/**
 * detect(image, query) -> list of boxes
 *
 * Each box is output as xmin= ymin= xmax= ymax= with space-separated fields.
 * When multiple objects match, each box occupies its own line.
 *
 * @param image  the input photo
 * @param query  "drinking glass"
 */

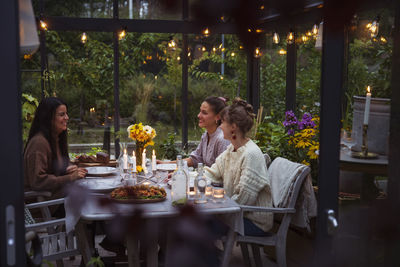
xmin=341 ymin=129 xmax=356 ymax=153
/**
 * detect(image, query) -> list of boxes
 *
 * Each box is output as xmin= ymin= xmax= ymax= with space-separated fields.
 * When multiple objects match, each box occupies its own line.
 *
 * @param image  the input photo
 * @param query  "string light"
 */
xmin=168 ymin=39 xmax=176 ymax=50
xmin=254 ymin=47 xmax=262 ymax=58
xmin=369 ymin=18 xmax=379 ymax=38
xmin=312 ymin=24 xmax=319 ymax=35
xmin=366 ymin=22 xmax=372 ymax=29
xmin=177 ymin=56 xmax=181 ymax=61
xmin=278 ymin=48 xmax=287 ymax=55
xmin=220 ymin=75 xmax=224 ymax=80
xmin=247 ymin=28 xmax=252 ymax=33
xmin=81 ymin=32 xmax=87 ymax=44
xmin=118 ymin=29 xmax=126 ymax=40
xmin=287 ymin=30 xmax=295 ymax=45
xmin=256 ymin=29 xmax=263 ymax=33
xmin=40 ymin=20 xmax=48 ymax=31
xmin=301 ymin=35 xmax=309 ymax=42
xmin=260 ymin=5 xmax=265 ymax=10
xmin=306 ymin=30 xmax=313 ymax=37
xmin=188 ymin=52 xmax=191 ymax=57
xmin=202 ymin=46 xmax=206 ymax=52
xmin=212 ymin=47 xmax=217 ymax=52
xmin=24 ymin=54 xmax=32 ymax=60
xmin=273 ymin=32 xmax=280 ymax=44
xmin=239 ymin=45 xmax=244 ymax=50
xmin=202 ymin=27 xmax=210 ymax=37
xmin=231 ymin=52 xmax=235 ymax=57
xmin=380 ymin=36 xmax=387 ymax=44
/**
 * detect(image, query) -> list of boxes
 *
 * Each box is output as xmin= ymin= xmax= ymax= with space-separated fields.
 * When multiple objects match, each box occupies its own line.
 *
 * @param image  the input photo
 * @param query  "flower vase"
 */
xmin=135 ymin=144 xmax=144 ymax=170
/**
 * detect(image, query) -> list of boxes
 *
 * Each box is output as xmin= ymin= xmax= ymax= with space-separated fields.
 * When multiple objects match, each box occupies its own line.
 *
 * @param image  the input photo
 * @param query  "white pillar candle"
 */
xmin=142 ymin=149 xmax=146 ymax=173
xmin=123 ymin=148 xmax=128 ymax=170
xmin=363 ymin=86 xmax=372 ymax=125
xmin=132 ymin=151 xmax=136 ymax=173
xmin=152 ymin=149 xmax=157 ymax=171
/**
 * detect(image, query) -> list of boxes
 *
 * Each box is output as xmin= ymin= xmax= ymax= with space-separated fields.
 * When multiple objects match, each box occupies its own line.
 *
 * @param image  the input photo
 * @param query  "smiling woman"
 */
xmin=24 ymin=97 xmax=87 ymax=200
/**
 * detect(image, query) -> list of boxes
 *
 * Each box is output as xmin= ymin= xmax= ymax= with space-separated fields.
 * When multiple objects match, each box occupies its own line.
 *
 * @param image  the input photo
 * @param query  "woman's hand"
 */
xmin=71 ymin=168 xmax=87 ymax=179
xmin=66 ymin=165 xmax=78 ymax=173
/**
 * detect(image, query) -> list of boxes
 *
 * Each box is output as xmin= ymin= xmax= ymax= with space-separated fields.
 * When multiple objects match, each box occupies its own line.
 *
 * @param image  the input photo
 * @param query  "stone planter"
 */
xmin=352 ymin=96 xmax=390 ymax=155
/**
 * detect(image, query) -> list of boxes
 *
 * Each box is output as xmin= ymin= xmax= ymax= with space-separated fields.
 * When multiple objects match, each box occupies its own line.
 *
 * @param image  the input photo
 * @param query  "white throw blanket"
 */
xmin=268 ymin=157 xmax=317 ymax=231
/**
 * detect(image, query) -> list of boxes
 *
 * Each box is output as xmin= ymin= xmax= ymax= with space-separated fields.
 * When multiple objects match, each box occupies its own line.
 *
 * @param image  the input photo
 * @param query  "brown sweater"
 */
xmin=24 ymin=133 xmax=75 ymax=198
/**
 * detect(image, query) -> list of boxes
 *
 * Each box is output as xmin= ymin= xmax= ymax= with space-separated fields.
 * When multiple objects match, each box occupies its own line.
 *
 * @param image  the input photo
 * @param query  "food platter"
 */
xmin=85 ymin=166 xmax=117 ymax=177
xmin=156 ymin=163 xmax=177 ymax=171
xmin=111 ymin=196 xmax=166 ymax=204
xmin=110 ymin=185 xmax=167 ymax=204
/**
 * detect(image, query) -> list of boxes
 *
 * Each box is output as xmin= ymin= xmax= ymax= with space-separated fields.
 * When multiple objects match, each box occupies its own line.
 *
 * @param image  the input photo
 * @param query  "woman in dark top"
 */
xmin=24 ymin=97 xmax=87 ymax=198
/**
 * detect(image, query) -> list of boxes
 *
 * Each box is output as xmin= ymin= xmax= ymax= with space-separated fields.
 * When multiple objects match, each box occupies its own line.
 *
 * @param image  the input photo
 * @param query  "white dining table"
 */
xmin=66 ymin=177 xmax=243 ymax=267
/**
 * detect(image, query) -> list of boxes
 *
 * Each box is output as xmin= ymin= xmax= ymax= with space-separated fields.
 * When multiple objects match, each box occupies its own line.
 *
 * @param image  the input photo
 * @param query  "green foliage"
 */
xmin=22 ymin=93 xmax=39 ymax=143
xmin=87 ymin=256 xmax=105 ymax=267
xmin=159 ymin=133 xmax=188 ymax=160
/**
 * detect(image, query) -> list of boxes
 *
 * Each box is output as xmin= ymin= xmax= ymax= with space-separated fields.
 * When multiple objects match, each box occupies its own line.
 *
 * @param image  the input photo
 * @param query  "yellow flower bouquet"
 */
xmin=127 ymin=123 xmax=156 ymax=169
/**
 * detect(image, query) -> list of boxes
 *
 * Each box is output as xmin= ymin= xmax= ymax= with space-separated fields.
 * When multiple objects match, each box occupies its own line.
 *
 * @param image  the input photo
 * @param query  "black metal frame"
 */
xmin=0 ymin=0 xmax=25 ymax=266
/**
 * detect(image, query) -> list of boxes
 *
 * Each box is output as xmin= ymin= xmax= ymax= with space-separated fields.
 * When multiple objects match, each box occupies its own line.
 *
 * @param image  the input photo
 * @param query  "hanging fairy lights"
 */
xmin=278 ymin=48 xmax=287 ymax=55
xmin=168 ymin=38 xmax=176 ymax=50
xmin=118 ymin=28 xmax=126 ymax=40
xmin=81 ymin=32 xmax=87 ymax=44
xmin=40 ymin=20 xmax=48 ymax=31
xmin=369 ymin=17 xmax=379 ymax=38
xmin=202 ymin=27 xmax=210 ymax=37
xmin=273 ymin=32 xmax=280 ymax=44
xmin=312 ymin=24 xmax=319 ymax=36
xmin=287 ymin=30 xmax=295 ymax=45
xmin=254 ymin=47 xmax=262 ymax=58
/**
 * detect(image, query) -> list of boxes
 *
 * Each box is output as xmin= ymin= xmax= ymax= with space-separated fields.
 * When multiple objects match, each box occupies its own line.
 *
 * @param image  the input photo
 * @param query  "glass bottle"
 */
xmin=194 ymin=163 xmax=207 ymax=204
xmin=171 ymin=155 xmax=188 ymax=204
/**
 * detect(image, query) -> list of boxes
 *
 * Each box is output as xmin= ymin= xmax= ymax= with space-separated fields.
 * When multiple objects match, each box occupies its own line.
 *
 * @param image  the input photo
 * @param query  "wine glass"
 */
xmin=341 ymin=129 xmax=356 ymax=153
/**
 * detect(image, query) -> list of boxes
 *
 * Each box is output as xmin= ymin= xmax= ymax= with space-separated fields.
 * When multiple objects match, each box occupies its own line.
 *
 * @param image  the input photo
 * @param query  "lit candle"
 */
xmin=142 ymin=149 xmax=146 ymax=173
xmin=363 ymin=86 xmax=372 ymax=125
xmin=212 ymin=188 xmax=225 ymax=202
xmin=142 ymin=181 xmax=150 ymax=186
xmin=152 ymin=150 xmax=157 ymax=171
xmin=123 ymin=148 xmax=128 ymax=170
xmin=132 ymin=151 xmax=136 ymax=173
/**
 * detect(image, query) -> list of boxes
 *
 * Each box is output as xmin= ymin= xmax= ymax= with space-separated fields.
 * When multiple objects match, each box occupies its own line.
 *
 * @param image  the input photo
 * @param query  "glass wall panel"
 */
xmin=33 ymin=0 xmax=114 ymax=18
xmin=119 ymin=0 xmax=182 ymax=20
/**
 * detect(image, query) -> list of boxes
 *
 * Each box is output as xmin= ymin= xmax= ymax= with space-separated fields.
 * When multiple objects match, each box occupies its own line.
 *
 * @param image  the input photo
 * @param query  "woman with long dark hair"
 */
xmin=24 ymin=97 xmax=87 ymax=198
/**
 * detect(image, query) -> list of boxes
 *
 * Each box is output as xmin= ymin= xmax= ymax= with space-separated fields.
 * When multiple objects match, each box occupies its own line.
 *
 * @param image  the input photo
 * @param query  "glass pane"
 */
xmin=119 ymin=0 xmax=182 ymax=20
xmin=33 ymin=0 xmax=114 ymax=18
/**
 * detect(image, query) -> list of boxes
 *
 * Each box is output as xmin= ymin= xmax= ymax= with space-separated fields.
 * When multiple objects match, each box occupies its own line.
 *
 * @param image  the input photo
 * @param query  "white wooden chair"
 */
xmin=236 ymin=159 xmax=311 ymax=267
xmin=25 ymin=195 xmax=81 ymax=267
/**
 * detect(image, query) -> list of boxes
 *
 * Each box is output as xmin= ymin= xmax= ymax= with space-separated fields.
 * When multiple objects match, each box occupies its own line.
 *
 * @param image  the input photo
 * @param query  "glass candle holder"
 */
xmin=205 ymin=186 xmax=213 ymax=199
xmin=187 ymin=188 xmax=196 ymax=200
xmin=212 ymin=188 xmax=225 ymax=203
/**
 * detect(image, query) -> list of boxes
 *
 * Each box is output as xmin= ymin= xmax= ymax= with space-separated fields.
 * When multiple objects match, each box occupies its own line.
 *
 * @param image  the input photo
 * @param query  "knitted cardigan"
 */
xmin=204 ymin=140 xmax=273 ymax=232
xmin=24 ymin=133 xmax=75 ymax=198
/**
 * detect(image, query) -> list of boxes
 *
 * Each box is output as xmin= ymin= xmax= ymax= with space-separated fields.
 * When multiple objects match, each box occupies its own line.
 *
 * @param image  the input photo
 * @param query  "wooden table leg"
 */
xmin=221 ymin=229 xmax=236 ymax=267
xmin=127 ymin=232 xmax=140 ymax=267
xmin=75 ymin=220 xmax=93 ymax=267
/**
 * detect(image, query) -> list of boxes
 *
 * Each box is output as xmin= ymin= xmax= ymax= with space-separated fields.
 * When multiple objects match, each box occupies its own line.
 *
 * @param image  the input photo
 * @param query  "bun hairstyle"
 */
xmin=204 ymin=96 xmax=229 ymax=125
xmin=221 ymin=97 xmax=255 ymax=135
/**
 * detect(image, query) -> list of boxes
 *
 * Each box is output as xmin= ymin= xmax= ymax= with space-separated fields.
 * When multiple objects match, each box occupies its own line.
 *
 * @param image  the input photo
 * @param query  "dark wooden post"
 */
xmin=181 ymin=0 xmax=189 ymax=150
xmin=113 ymin=0 xmax=121 ymax=158
xmin=246 ymin=48 xmax=260 ymax=112
xmin=286 ymin=30 xmax=296 ymax=112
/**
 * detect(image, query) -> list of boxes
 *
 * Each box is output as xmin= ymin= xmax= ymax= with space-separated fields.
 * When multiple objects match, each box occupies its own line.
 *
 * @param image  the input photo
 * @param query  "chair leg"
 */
xmin=276 ymin=241 xmax=287 ymax=267
xmin=240 ymin=243 xmax=251 ymax=267
xmin=251 ymin=244 xmax=262 ymax=267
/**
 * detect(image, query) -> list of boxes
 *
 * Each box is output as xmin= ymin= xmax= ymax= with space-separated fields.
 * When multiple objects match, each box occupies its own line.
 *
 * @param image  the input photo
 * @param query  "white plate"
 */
xmin=156 ymin=163 xmax=177 ymax=171
xmin=77 ymin=179 xmax=121 ymax=193
xmin=85 ymin=166 xmax=117 ymax=177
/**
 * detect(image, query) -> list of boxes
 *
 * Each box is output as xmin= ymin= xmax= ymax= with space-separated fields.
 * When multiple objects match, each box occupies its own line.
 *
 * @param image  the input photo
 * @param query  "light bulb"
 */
xmin=273 ymin=32 xmax=280 ymax=44
xmin=168 ymin=39 xmax=176 ymax=50
xmin=369 ymin=20 xmax=379 ymax=38
xmin=202 ymin=27 xmax=210 ymax=37
xmin=287 ymin=31 xmax=295 ymax=45
xmin=278 ymin=48 xmax=287 ymax=55
xmin=81 ymin=32 xmax=87 ymax=44
xmin=202 ymin=46 xmax=206 ymax=52
xmin=254 ymin=47 xmax=262 ymax=58
xmin=380 ymin=36 xmax=387 ymax=43
xmin=118 ymin=29 xmax=126 ymax=40
xmin=40 ymin=20 xmax=48 ymax=31
xmin=231 ymin=52 xmax=235 ymax=57
xmin=301 ymin=35 xmax=308 ymax=42
xmin=312 ymin=24 xmax=319 ymax=35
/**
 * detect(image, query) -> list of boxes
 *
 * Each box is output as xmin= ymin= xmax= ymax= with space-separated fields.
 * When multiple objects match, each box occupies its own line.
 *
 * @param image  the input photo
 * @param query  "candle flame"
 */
xmin=124 ymin=148 xmax=127 ymax=154
xmin=153 ymin=149 xmax=155 ymax=155
xmin=143 ymin=149 xmax=146 ymax=153
xmin=367 ymin=86 xmax=371 ymax=94
xmin=132 ymin=151 xmax=135 ymax=157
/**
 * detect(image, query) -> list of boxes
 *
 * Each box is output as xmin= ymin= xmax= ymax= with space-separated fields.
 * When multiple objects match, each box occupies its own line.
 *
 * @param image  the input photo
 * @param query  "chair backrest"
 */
xmin=25 ymin=197 xmax=81 ymax=265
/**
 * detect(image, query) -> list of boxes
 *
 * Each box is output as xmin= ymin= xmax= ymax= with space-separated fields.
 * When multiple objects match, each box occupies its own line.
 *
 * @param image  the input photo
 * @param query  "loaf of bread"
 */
xmin=96 ymin=152 xmax=110 ymax=163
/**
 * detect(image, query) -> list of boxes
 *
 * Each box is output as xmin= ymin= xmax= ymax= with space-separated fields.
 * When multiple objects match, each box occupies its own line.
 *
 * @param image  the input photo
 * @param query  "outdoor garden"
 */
xmin=21 ymin=1 xmax=393 ymax=184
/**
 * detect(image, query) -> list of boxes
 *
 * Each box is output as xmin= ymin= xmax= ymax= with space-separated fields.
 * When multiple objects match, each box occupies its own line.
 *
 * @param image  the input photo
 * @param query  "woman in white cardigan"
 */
xmin=205 ymin=98 xmax=273 ymax=235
